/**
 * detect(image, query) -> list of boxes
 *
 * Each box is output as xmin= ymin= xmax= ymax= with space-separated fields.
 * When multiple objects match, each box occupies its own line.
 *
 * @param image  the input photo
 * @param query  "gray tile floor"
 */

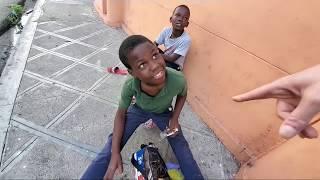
xmin=0 ymin=0 xmax=239 ymax=179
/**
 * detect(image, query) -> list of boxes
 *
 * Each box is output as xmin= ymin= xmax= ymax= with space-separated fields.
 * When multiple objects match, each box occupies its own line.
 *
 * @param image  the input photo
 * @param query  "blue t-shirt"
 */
xmin=155 ymin=27 xmax=191 ymax=69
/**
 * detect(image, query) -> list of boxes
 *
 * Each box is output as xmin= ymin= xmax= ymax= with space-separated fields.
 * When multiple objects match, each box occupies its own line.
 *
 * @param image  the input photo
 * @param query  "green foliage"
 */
xmin=7 ymin=4 xmax=24 ymax=26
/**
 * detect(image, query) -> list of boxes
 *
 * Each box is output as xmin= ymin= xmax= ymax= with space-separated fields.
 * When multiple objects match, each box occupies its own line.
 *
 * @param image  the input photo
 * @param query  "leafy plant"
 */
xmin=7 ymin=4 xmax=24 ymax=26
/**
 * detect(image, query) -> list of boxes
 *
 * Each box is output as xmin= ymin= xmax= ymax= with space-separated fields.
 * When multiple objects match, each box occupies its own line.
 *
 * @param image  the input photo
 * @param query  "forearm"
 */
xmin=111 ymin=108 xmax=126 ymax=154
xmin=172 ymin=95 xmax=187 ymax=121
xmin=162 ymin=53 xmax=181 ymax=62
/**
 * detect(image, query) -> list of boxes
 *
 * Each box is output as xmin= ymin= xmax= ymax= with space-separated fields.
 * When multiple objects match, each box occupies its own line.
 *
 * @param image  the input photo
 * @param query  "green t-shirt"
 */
xmin=118 ymin=68 xmax=187 ymax=113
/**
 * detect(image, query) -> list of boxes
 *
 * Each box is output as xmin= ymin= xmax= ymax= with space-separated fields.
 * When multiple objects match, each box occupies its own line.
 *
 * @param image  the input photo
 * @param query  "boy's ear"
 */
xmin=186 ymin=21 xmax=189 ymax=27
xmin=128 ymin=68 xmax=132 ymax=74
xmin=169 ymin=16 xmax=172 ymax=23
xmin=128 ymin=69 xmax=134 ymax=76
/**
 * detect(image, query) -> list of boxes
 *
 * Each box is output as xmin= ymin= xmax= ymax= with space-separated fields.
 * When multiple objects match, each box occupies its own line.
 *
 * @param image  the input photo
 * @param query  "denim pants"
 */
xmin=81 ymin=104 xmax=203 ymax=180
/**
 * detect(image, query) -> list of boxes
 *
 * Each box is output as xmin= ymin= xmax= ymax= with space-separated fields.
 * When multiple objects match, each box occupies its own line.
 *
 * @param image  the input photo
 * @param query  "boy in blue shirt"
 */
xmin=155 ymin=5 xmax=191 ymax=71
xmin=81 ymin=35 xmax=203 ymax=180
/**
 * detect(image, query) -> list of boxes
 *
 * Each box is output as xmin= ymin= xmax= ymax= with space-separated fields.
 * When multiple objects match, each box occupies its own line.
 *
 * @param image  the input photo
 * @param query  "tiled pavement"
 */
xmin=0 ymin=0 xmax=238 ymax=179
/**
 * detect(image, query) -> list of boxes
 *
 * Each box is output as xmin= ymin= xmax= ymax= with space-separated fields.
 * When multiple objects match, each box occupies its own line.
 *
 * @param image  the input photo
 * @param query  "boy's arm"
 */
xmin=162 ymin=53 xmax=181 ymax=62
xmin=165 ymin=38 xmax=191 ymax=63
xmin=169 ymin=94 xmax=187 ymax=132
xmin=104 ymin=108 xmax=127 ymax=180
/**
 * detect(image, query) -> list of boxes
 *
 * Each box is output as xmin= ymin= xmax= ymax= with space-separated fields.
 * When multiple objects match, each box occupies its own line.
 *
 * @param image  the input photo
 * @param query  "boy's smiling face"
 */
xmin=170 ymin=6 xmax=190 ymax=31
xmin=127 ymin=42 xmax=166 ymax=86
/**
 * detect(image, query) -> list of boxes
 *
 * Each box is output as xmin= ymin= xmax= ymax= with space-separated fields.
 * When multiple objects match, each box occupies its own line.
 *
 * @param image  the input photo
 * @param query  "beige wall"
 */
xmin=96 ymin=0 xmax=320 ymax=178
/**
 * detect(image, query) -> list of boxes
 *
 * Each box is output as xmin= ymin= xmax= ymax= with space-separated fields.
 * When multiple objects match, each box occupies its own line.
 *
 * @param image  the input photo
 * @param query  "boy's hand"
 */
xmin=168 ymin=118 xmax=180 ymax=137
xmin=104 ymin=153 xmax=123 ymax=180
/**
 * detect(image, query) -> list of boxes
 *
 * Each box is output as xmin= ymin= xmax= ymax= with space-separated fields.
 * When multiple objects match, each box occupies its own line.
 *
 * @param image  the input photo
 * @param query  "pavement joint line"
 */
xmin=0 ymin=117 xmax=99 ymax=173
xmin=0 ymin=135 xmax=38 ymax=174
xmin=26 ymin=49 xmax=47 ymax=61
xmin=36 ymin=28 xmax=105 ymax=49
xmin=86 ymin=61 xmax=122 ymax=92
xmin=22 ymin=70 xmax=118 ymax=106
xmin=34 ymin=22 xmax=92 ymax=39
xmin=17 ymin=44 xmax=112 ymax=98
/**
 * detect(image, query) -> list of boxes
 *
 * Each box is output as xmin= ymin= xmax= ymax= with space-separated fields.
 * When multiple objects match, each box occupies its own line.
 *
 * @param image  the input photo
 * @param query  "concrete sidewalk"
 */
xmin=0 ymin=0 xmax=238 ymax=179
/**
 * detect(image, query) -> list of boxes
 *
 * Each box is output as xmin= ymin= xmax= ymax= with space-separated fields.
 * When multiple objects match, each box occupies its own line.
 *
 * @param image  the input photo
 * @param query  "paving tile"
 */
xmin=182 ymin=128 xmax=238 ymax=179
xmin=37 ymin=21 xmax=68 ymax=32
xmin=12 ymin=83 xmax=80 ymax=127
xmin=27 ymin=48 xmax=42 ymax=58
xmin=26 ymin=54 xmax=73 ymax=77
xmin=34 ymin=30 xmax=44 ymax=37
xmin=54 ymin=64 xmax=105 ymax=90
xmin=93 ymin=74 xmax=128 ymax=103
xmin=55 ymin=43 xmax=96 ymax=59
xmin=57 ymin=23 xmax=107 ymax=40
xmin=85 ymin=50 xmax=119 ymax=68
xmin=39 ymin=1 xmax=97 ymax=23
xmin=179 ymin=103 xmax=214 ymax=136
xmin=1 ymin=125 xmax=35 ymax=163
xmin=17 ymin=75 xmax=40 ymax=93
xmin=52 ymin=97 xmax=116 ymax=148
xmin=33 ymin=35 xmax=68 ymax=50
xmin=81 ymin=30 xmax=116 ymax=47
xmin=0 ymin=139 xmax=91 ymax=179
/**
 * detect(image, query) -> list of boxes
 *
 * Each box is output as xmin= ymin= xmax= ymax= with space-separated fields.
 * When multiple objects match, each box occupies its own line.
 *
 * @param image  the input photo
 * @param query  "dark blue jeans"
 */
xmin=81 ymin=104 xmax=203 ymax=180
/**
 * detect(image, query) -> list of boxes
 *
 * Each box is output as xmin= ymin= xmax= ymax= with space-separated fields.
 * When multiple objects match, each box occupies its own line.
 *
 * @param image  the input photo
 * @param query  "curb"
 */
xmin=0 ymin=0 xmax=46 ymax=165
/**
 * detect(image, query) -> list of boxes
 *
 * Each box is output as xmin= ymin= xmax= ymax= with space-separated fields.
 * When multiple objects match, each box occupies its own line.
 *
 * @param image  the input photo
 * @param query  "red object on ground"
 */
xmin=106 ymin=66 xmax=128 ymax=75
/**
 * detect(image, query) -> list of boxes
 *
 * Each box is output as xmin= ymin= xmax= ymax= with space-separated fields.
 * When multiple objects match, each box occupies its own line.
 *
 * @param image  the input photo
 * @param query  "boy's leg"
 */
xmin=81 ymin=105 xmax=149 ymax=179
xmin=152 ymin=111 xmax=204 ymax=180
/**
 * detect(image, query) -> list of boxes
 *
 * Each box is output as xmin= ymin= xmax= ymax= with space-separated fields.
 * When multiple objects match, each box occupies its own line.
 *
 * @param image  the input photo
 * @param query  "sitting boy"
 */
xmin=81 ymin=35 xmax=203 ymax=180
xmin=155 ymin=5 xmax=191 ymax=71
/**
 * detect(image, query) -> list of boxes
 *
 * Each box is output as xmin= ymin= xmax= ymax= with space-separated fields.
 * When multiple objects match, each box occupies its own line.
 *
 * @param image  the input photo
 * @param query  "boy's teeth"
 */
xmin=155 ymin=71 xmax=163 ymax=78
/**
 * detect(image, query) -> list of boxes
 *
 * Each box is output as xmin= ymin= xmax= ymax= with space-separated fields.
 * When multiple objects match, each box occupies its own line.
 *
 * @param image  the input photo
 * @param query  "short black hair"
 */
xmin=118 ymin=35 xmax=153 ymax=69
xmin=173 ymin=4 xmax=190 ymax=16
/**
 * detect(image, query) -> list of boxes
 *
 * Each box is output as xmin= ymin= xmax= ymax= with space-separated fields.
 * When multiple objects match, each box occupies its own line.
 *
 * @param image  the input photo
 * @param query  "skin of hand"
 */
xmin=103 ymin=108 xmax=126 ymax=180
xmin=104 ymin=153 xmax=123 ymax=180
xmin=232 ymin=65 xmax=320 ymax=139
xmin=167 ymin=95 xmax=187 ymax=137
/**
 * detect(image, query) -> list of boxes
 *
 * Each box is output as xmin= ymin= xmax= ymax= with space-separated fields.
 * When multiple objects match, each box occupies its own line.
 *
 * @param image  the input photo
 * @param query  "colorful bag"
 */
xmin=131 ymin=143 xmax=170 ymax=180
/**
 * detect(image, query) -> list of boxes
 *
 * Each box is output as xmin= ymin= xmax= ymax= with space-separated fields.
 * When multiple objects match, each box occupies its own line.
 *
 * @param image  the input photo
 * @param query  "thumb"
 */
xmin=279 ymin=93 xmax=320 ymax=139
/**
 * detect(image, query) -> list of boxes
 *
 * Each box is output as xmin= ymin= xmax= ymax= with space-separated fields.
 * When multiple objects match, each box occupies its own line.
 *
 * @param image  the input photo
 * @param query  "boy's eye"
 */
xmin=152 ymin=53 xmax=160 ymax=60
xmin=138 ymin=64 xmax=145 ymax=69
xmin=152 ymin=55 xmax=157 ymax=60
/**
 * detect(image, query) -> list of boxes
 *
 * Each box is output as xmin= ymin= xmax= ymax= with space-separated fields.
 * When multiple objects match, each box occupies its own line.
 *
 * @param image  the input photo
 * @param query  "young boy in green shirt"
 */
xmin=81 ymin=35 xmax=203 ymax=180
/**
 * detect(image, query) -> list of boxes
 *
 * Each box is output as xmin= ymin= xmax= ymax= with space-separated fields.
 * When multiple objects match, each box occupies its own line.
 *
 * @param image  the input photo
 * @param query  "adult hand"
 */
xmin=232 ymin=65 xmax=320 ymax=139
xmin=103 ymin=153 xmax=123 ymax=180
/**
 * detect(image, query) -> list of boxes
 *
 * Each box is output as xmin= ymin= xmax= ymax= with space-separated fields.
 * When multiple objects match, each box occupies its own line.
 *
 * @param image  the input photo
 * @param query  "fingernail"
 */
xmin=232 ymin=96 xmax=240 ymax=101
xmin=279 ymin=125 xmax=297 ymax=139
